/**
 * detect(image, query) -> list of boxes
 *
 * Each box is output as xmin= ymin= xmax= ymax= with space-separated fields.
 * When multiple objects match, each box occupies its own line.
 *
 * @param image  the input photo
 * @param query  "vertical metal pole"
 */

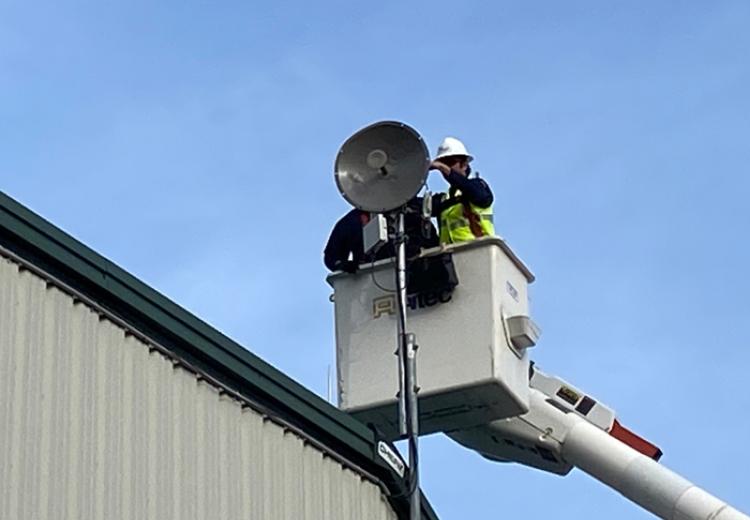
xmin=397 ymin=312 xmax=407 ymax=437
xmin=394 ymin=211 xmax=420 ymax=520
xmin=405 ymin=332 xmax=420 ymax=520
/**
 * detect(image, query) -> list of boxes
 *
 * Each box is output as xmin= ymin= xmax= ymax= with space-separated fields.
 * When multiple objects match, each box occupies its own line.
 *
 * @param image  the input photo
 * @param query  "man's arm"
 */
xmin=444 ymin=171 xmax=493 ymax=208
xmin=323 ymin=211 xmax=359 ymax=272
xmin=324 ymin=220 xmax=349 ymax=271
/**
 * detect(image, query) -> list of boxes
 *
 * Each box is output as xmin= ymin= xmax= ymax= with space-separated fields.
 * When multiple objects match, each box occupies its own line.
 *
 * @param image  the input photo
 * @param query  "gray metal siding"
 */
xmin=0 ymin=255 xmax=398 ymax=520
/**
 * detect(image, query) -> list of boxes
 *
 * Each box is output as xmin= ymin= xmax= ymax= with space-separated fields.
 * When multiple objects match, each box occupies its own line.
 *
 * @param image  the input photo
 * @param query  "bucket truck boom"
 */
xmin=449 ymin=367 xmax=750 ymax=520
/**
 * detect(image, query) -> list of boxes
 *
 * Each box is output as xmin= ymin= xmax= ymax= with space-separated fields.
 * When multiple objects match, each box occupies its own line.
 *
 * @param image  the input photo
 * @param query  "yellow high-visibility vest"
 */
xmin=439 ymin=199 xmax=494 ymax=244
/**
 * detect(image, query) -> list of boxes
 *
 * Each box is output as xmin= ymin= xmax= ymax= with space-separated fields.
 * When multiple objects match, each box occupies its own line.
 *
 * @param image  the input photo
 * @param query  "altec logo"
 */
xmin=372 ymin=289 xmax=453 ymax=319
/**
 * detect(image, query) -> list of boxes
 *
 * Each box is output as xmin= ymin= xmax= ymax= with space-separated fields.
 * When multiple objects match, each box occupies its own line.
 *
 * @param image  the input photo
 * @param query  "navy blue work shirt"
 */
xmin=323 ymin=199 xmax=439 ymax=272
xmin=431 ymin=171 xmax=493 ymax=216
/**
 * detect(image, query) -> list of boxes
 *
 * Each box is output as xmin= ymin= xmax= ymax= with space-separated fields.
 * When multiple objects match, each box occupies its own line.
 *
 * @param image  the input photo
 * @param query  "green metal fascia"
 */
xmin=0 ymin=192 xmax=373 ymax=447
xmin=0 ymin=191 xmax=440 ymax=520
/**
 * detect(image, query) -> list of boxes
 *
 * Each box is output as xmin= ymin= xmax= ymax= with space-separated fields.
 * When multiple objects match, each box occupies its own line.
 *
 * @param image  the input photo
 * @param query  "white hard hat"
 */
xmin=435 ymin=137 xmax=473 ymax=162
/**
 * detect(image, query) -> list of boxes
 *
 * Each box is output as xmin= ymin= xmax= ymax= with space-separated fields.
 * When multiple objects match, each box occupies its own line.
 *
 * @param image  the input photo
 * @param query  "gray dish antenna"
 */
xmin=334 ymin=121 xmax=430 ymax=213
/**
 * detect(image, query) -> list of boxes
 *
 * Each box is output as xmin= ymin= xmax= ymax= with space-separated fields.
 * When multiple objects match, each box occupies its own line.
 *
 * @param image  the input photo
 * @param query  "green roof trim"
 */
xmin=0 ymin=191 xmax=439 ymax=520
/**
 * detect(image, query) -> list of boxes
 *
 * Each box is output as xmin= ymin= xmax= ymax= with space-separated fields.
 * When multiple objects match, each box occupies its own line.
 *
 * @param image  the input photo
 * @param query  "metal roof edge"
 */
xmin=0 ymin=191 xmax=439 ymax=520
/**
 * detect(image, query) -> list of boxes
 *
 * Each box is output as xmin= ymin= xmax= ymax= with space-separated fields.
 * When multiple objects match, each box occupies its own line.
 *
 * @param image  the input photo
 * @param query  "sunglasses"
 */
xmin=443 ymin=156 xmax=467 ymax=167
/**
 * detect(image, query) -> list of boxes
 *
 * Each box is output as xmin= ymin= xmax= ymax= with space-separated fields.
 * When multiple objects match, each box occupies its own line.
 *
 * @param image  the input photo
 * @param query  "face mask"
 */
xmin=465 ymin=164 xmax=472 ymax=176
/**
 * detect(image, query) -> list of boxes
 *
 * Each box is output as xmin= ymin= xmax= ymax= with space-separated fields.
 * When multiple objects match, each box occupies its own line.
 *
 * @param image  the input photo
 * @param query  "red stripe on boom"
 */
xmin=610 ymin=419 xmax=663 ymax=461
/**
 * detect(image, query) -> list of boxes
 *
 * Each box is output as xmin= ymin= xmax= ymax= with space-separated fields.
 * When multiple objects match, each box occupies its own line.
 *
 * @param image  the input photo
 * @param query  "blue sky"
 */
xmin=3 ymin=1 xmax=749 ymax=518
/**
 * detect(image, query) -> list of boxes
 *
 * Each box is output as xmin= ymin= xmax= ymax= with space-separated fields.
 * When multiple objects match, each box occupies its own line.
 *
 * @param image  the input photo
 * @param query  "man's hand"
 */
xmin=335 ymin=260 xmax=358 ymax=274
xmin=430 ymin=160 xmax=451 ymax=179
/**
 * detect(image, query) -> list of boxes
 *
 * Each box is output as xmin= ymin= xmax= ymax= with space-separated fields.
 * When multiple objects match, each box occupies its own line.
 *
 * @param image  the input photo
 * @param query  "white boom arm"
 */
xmin=563 ymin=411 xmax=747 ymax=520
xmin=449 ymin=369 xmax=749 ymax=520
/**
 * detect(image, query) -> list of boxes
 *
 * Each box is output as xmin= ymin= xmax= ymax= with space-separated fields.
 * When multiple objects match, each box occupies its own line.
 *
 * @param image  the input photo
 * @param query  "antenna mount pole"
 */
xmin=394 ymin=210 xmax=420 ymax=520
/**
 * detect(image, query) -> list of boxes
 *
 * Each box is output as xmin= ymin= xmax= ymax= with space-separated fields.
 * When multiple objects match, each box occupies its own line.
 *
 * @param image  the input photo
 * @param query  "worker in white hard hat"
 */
xmin=429 ymin=137 xmax=495 ymax=244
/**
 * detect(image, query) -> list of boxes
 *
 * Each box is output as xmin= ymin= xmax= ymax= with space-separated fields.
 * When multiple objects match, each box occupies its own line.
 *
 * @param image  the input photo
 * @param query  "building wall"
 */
xmin=0 ymin=254 xmax=398 ymax=520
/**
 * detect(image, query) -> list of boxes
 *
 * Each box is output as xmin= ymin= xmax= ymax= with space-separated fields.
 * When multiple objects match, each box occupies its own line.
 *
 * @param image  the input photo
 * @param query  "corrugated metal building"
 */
xmin=0 ymin=192 xmax=439 ymax=520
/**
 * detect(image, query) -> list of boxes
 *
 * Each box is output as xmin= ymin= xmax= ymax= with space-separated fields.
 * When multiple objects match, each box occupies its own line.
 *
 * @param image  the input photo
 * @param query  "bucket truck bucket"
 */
xmin=327 ymin=236 xmax=538 ymax=441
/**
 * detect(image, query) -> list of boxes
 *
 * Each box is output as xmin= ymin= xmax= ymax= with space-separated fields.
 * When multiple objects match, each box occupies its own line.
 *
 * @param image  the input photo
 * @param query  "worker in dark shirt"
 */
xmin=323 ymin=198 xmax=438 ymax=273
xmin=429 ymin=137 xmax=494 ymax=243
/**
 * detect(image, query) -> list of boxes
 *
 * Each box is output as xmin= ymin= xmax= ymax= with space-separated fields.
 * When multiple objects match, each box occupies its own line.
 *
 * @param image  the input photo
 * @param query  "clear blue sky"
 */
xmin=3 ymin=1 xmax=749 ymax=518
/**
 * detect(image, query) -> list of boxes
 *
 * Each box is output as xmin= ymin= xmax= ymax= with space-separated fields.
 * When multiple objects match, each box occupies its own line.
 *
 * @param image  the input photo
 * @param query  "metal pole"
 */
xmin=394 ymin=211 xmax=420 ymax=520
xmin=405 ymin=332 xmax=420 ymax=520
